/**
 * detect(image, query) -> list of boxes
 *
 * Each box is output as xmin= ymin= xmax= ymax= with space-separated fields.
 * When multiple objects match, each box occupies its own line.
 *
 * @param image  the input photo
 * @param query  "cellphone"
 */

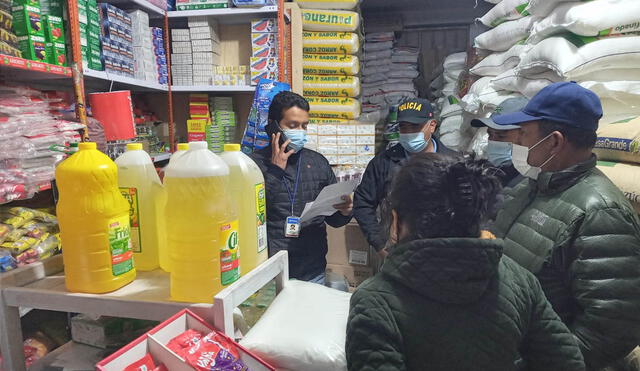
xmin=267 ymin=121 xmax=295 ymax=152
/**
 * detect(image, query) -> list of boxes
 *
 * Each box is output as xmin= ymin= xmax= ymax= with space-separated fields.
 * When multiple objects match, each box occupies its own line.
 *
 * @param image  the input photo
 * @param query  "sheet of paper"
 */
xmin=300 ymin=180 xmax=359 ymax=223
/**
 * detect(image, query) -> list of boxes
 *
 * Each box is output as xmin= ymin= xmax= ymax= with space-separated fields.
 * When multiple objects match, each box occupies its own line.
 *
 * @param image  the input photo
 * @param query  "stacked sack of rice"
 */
xmin=297 ymin=0 xmax=376 ymax=166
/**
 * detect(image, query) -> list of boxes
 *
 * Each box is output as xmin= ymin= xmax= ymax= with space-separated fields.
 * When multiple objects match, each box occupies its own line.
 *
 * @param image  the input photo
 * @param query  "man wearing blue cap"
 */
xmin=491 ymin=82 xmax=640 ymax=370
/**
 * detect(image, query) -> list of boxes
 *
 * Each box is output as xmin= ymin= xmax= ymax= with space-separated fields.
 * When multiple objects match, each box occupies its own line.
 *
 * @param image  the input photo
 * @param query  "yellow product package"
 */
xmin=306 ymin=97 xmax=361 ymax=120
xmin=303 ymin=31 xmax=360 ymax=54
xmin=294 ymin=0 xmax=358 ymax=10
xmin=303 ymin=75 xmax=361 ymax=97
xmin=302 ymin=9 xmax=360 ymax=32
xmin=303 ymin=53 xmax=360 ymax=76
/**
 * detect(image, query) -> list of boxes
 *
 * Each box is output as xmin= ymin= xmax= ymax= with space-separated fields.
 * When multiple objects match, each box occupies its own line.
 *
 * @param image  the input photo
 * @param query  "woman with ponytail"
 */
xmin=346 ymin=153 xmax=585 ymax=371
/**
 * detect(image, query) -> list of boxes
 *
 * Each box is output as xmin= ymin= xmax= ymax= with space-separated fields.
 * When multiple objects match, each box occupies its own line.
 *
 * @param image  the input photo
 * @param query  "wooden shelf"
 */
xmin=171 ymin=85 xmax=255 ymax=92
xmin=84 ymin=69 xmax=169 ymax=92
xmin=167 ymin=5 xmax=277 ymax=23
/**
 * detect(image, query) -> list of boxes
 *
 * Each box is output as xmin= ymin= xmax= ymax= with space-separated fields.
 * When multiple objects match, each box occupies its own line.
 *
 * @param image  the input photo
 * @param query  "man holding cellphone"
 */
xmin=250 ymin=91 xmax=353 ymax=284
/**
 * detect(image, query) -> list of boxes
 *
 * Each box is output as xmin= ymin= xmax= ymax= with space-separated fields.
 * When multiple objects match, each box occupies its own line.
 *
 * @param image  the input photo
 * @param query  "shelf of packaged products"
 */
xmin=0 ymin=55 xmax=72 ymax=80
xmin=102 ymin=0 xmax=166 ymax=16
xmin=167 ymin=5 xmax=277 ymax=20
xmin=150 ymin=153 xmax=171 ymax=162
xmin=0 ymin=183 xmax=53 ymax=206
xmin=83 ymin=69 xmax=169 ymax=92
xmin=170 ymin=85 xmax=256 ymax=92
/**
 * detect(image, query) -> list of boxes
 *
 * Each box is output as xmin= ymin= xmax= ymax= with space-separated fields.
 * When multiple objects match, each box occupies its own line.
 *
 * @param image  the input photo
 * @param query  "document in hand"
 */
xmin=300 ymin=180 xmax=359 ymax=223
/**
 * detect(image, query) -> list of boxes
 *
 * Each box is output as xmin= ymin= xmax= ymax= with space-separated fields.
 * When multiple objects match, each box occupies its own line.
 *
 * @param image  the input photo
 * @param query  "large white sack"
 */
xmin=442 ymin=82 xmax=458 ymax=96
xmin=516 ymin=36 xmax=640 ymax=80
xmin=527 ymin=0 xmax=588 ymax=18
xmin=470 ymin=44 xmax=531 ymax=76
xmin=600 ymin=98 xmax=640 ymax=123
xmin=445 ymin=68 xmax=464 ymax=84
xmin=491 ymin=69 xmax=559 ymax=98
xmin=462 ymin=76 xmax=523 ymax=113
xmin=467 ymin=127 xmax=490 ymax=159
xmin=596 ymin=161 xmax=640 ymax=214
xmin=440 ymin=95 xmax=464 ymax=118
xmin=461 ymin=77 xmax=492 ymax=113
xmin=581 ymin=81 xmax=640 ymax=105
xmin=240 ymin=281 xmax=350 ymax=371
xmin=478 ymin=0 xmax=530 ymax=27
xmin=475 ymin=16 xmax=538 ymax=52
xmin=485 ymin=0 xmax=503 ymax=3
xmin=444 ymin=52 xmax=467 ymax=71
xmin=528 ymin=0 xmax=640 ymax=44
xmin=438 ymin=115 xmax=476 ymax=151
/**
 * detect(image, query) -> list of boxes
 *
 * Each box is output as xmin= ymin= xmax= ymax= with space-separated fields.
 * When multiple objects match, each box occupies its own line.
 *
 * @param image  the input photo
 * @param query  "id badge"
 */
xmin=285 ymin=216 xmax=301 ymax=238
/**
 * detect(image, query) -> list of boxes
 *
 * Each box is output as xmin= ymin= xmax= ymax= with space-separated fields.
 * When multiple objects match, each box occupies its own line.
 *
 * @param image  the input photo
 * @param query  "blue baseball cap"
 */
xmin=492 ymin=82 xmax=603 ymax=131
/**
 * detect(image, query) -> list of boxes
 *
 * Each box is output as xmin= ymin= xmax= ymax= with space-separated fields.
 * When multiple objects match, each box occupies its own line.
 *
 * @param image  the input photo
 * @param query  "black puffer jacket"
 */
xmin=492 ymin=156 xmax=640 ymax=370
xmin=250 ymin=147 xmax=351 ymax=280
xmin=346 ymin=237 xmax=585 ymax=371
xmin=353 ymin=139 xmax=458 ymax=251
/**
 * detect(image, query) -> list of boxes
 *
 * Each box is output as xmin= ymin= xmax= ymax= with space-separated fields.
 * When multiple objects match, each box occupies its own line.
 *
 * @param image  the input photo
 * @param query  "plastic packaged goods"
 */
xmin=164 ymin=142 xmax=238 ymax=303
xmin=303 ymin=75 xmax=360 ymax=98
xmin=303 ymin=53 xmax=360 ymax=76
xmin=306 ymin=97 xmax=361 ymax=120
xmin=241 ymin=280 xmax=350 ymax=371
xmin=594 ymin=116 xmax=640 ymax=164
xmin=302 ymin=31 xmax=359 ymax=54
xmin=220 ymin=144 xmax=268 ymax=277
xmin=597 ymin=161 xmax=640 ymax=214
xmin=115 ymin=143 xmax=165 ymax=272
xmin=294 ymin=0 xmax=358 ymax=10
xmin=56 ymin=142 xmax=136 ymax=293
xmin=301 ymin=9 xmax=360 ymax=32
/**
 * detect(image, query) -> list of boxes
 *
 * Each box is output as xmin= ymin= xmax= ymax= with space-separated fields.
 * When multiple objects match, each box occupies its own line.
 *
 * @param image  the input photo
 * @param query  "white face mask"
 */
xmin=511 ymin=133 xmax=557 ymax=180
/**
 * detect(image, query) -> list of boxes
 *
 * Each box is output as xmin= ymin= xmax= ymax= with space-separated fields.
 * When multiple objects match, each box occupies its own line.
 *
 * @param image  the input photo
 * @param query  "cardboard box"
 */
xmin=13 ymin=0 xmax=40 ymax=8
xmin=252 ymin=46 xmax=277 ymax=58
xmin=96 ymin=310 xmax=275 ymax=371
xmin=251 ymin=18 xmax=276 ymax=33
xmin=42 ymin=15 xmax=63 ymax=43
xmin=326 ymin=263 xmax=373 ymax=289
xmin=18 ymin=34 xmax=49 ymax=62
xmin=251 ymin=32 xmax=277 ymax=48
xmin=46 ymin=40 xmax=65 ymax=65
xmin=326 ymin=222 xmax=371 ymax=266
xmin=12 ymin=5 xmax=43 ymax=37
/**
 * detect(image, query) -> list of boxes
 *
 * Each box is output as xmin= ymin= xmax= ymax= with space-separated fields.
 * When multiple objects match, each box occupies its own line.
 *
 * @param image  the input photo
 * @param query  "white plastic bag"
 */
xmin=528 ymin=0 xmax=640 ymax=43
xmin=478 ymin=0 xmax=530 ymax=27
xmin=470 ymin=44 xmax=530 ymax=76
xmin=240 ymin=281 xmax=350 ymax=371
xmin=475 ymin=16 xmax=537 ymax=52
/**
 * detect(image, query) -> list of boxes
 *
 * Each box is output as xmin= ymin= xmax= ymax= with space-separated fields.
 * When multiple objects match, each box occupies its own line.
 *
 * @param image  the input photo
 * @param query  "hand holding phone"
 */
xmin=271 ymin=132 xmax=293 ymax=170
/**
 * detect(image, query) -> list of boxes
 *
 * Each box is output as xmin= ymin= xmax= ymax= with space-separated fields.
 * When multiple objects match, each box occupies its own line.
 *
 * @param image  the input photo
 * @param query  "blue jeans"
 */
xmin=307 ymin=272 xmax=326 ymax=285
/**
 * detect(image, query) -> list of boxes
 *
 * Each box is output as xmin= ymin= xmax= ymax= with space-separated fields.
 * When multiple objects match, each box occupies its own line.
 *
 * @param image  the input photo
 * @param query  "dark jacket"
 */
xmin=491 ymin=155 xmax=640 ymax=370
xmin=346 ymin=237 xmax=585 ymax=371
xmin=250 ymin=148 xmax=351 ymax=280
xmin=499 ymin=162 xmax=524 ymax=189
xmin=353 ymin=138 xmax=458 ymax=251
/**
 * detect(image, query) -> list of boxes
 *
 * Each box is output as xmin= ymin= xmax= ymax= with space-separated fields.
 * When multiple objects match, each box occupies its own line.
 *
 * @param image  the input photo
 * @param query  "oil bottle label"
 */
xmin=108 ymin=215 xmax=134 ymax=276
xmin=120 ymin=187 xmax=142 ymax=253
xmin=220 ymin=220 xmax=240 ymax=285
xmin=255 ymin=182 xmax=268 ymax=253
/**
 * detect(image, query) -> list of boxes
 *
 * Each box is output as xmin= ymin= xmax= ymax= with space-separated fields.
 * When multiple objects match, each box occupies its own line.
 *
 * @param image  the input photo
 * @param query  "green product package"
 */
xmin=40 ymin=0 xmax=63 ymax=17
xmin=78 ymin=0 xmax=87 ymax=25
xmin=12 ymin=0 xmax=40 ymax=8
xmin=18 ymin=34 xmax=49 ymax=62
xmin=81 ymin=45 xmax=88 ymax=63
xmin=12 ymin=5 xmax=43 ymax=37
xmin=88 ymin=16 xmax=99 ymax=30
xmin=79 ymin=27 xmax=87 ymax=47
xmin=88 ymin=26 xmax=100 ymax=46
xmin=89 ymin=45 xmax=103 ymax=70
xmin=42 ymin=14 xmax=63 ymax=43
xmin=46 ymin=40 xmax=65 ymax=65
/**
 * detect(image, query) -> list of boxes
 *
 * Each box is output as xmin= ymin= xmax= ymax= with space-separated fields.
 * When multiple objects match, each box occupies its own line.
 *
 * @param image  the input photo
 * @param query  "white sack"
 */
xmin=470 ymin=44 xmax=531 ymax=76
xmin=467 ymin=127 xmax=490 ymax=159
xmin=485 ymin=0 xmax=503 ymax=3
xmin=444 ymin=52 xmax=467 ymax=71
xmin=528 ymin=0 xmax=640 ymax=44
xmin=241 ymin=281 xmax=350 ymax=371
xmin=516 ymin=36 xmax=640 ymax=80
xmin=491 ymin=69 xmax=559 ymax=98
xmin=478 ymin=0 xmax=530 ymax=27
xmin=438 ymin=115 xmax=473 ymax=151
xmin=440 ymin=96 xmax=464 ymax=118
xmin=475 ymin=16 xmax=538 ymax=52
xmin=527 ymin=0 xmax=589 ymax=18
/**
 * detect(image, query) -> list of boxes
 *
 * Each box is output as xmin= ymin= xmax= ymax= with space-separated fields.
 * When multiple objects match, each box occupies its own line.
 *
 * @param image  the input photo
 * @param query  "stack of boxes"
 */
xmin=306 ymin=121 xmax=376 ymax=166
xmin=12 ymin=0 xmax=67 ymax=66
xmin=175 ymin=0 xmax=228 ymax=11
xmin=187 ymin=94 xmax=209 ymax=142
xmin=129 ymin=10 xmax=156 ymax=82
xmin=80 ymin=0 xmax=102 ymax=71
xmin=250 ymin=18 xmax=277 ymax=85
xmin=213 ymin=65 xmax=249 ymax=87
xmin=209 ymin=96 xmax=237 ymax=153
xmin=170 ymin=18 xmax=221 ymax=86
xmin=151 ymin=27 xmax=168 ymax=85
xmin=39 ymin=0 xmax=62 ymax=17
xmin=99 ymin=3 xmax=133 ymax=76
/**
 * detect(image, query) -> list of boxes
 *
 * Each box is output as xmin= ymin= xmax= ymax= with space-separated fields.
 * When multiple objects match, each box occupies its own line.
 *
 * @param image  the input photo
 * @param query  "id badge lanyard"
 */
xmin=283 ymin=152 xmax=303 ymax=238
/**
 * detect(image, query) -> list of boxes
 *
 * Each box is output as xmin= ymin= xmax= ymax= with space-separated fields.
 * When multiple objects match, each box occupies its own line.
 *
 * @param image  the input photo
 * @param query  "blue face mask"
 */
xmin=486 ymin=140 xmax=513 ymax=167
xmin=399 ymin=132 xmax=427 ymax=153
xmin=283 ymin=129 xmax=307 ymax=153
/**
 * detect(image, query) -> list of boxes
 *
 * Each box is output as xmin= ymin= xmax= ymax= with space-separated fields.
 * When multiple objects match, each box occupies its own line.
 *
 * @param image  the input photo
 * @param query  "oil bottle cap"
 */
xmin=224 ymin=144 xmax=241 ymax=152
xmin=189 ymin=141 xmax=208 ymax=151
xmin=177 ymin=143 xmax=189 ymax=151
xmin=79 ymin=142 xmax=96 ymax=150
xmin=127 ymin=143 xmax=143 ymax=151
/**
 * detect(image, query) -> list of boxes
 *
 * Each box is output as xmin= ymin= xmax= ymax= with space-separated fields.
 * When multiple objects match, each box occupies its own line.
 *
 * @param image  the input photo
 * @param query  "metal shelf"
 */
xmin=0 ymin=55 xmax=71 ymax=81
xmin=84 ymin=69 xmax=169 ymax=92
xmin=150 ymin=153 xmax=171 ymax=162
xmin=167 ymin=5 xmax=277 ymax=23
xmin=101 ymin=0 xmax=166 ymax=16
xmin=171 ymin=85 xmax=256 ymax=92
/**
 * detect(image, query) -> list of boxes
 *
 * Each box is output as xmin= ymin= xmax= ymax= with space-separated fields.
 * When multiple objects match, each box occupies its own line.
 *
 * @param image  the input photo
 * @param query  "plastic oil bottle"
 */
xmin=167 ymin=143 xmax=189 ymax=167
xmin=115 ymin=143 xmax=165 ymax=271
xmin=220 ymin=144 xmax=268 ymax=275
xmin=164 ymin=142 xmax=239 ymax=303
xmin=55 ymin=142 xmax=136 ymax=293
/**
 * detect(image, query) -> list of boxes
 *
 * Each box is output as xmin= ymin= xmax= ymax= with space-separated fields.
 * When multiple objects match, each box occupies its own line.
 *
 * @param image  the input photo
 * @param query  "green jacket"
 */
xmin=346 ymin=238 xmax=585 ymax=371
xmin=492 ymin=155 xmax=640 ymax=370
